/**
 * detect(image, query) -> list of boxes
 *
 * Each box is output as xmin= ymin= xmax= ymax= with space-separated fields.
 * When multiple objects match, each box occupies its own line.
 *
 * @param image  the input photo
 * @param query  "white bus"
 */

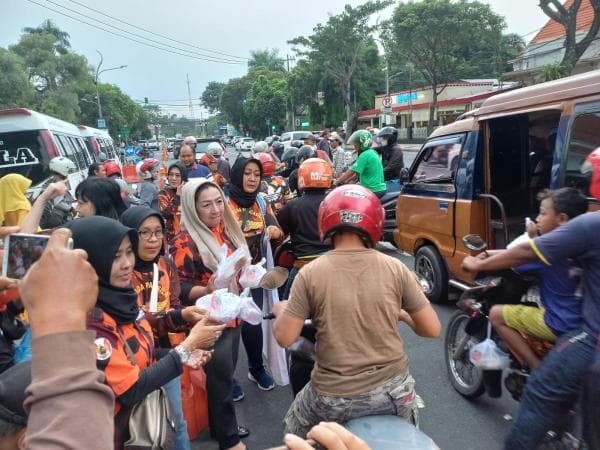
xmin=0 ymin=108 xmax=95 ymax=195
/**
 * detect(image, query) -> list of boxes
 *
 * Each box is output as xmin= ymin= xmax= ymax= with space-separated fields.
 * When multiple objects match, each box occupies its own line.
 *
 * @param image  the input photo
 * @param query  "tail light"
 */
xmin=39 ymin=130 xmax=59 ymax=157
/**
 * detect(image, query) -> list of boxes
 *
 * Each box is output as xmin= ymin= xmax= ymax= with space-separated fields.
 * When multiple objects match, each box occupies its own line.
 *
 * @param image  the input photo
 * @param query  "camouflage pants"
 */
xmin=283 ymin=371 xmax=417 ymax=438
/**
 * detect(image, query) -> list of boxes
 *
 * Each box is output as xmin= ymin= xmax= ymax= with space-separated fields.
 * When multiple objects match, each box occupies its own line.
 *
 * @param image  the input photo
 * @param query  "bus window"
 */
xmin=55 ymin=134 xmax=80 ymax=170
xmin=564 ymin=112 xmax=600 ymax=196
xmin=68 ymin=136 xmax=89 ymax=169
xmin=0 ymin=131 xmax=52 ymax=186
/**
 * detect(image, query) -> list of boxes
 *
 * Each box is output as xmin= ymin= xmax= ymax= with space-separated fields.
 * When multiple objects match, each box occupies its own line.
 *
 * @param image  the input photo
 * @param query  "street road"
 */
xmin=191 ymin=244 xmax=519 ymax=450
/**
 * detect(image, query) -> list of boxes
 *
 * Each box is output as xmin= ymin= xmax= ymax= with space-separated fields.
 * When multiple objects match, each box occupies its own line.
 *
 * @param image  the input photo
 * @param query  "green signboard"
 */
xmin=301 ymin=121 xmax=310 ymax=127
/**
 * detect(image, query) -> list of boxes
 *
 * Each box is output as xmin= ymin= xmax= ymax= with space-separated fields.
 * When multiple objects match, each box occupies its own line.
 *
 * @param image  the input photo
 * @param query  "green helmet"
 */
xmin=347 ymin=129 xmax=373 ymax=152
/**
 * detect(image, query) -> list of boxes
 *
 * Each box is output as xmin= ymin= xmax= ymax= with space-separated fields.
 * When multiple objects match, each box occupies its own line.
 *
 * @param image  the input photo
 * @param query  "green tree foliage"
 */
xmin=23 ymin=19 xmax=71 ymax=55
xmin=220 ymin=76 xmax=250 ymax=130
xmin=201 ymin=81 xmax=225 ymax=113
xmin=0 ymin=48 xmax=35 ymax=109
xmin=244 ymin=71 xmax=287 ymax=135
xmin=248 ymin=49 xmax=285 ymax=73
xmin=289 ymin=1 xmax=391 ymax=132
xmin=387 ymin=0 xmax=508 ymax=133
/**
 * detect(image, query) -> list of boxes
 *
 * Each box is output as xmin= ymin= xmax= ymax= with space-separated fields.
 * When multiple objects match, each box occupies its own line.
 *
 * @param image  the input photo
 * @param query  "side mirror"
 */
xmin=463 ymin=234 xmax=487 ymax=252
xmin=399 ymin=167 xmax=409 ymax=183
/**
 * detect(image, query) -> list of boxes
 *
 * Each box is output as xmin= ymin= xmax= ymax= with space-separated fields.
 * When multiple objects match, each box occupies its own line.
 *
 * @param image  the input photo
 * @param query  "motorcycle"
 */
xmin=444 ymin=234 xmax=582 ymax=448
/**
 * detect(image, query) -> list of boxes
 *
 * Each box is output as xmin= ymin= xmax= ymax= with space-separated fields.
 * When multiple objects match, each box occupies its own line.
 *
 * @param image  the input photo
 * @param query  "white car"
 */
xmin=236 ymin=138 xmax=255 ymax=151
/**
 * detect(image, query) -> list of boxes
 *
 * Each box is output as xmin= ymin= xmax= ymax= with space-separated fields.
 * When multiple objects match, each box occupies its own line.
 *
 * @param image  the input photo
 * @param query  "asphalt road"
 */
xmin=191 ymin=244 xmax=519 ymax=450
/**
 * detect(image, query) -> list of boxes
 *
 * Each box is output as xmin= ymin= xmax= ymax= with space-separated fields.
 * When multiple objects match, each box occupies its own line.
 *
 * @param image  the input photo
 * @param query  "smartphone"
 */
xmin=1 ymin=233 xmax=72 ymax=279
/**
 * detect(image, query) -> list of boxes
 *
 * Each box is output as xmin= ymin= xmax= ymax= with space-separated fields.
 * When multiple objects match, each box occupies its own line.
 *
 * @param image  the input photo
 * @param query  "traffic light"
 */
xmin=117 ymin=133 xmax=122 ymax=139
xmin=144 ymin=97 xmax=148 ymax=104
xmin=271 ymin=125 xmax=276 ymax=131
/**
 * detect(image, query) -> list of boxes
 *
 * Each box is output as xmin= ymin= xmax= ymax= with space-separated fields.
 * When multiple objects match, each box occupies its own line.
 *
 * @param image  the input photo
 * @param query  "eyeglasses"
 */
xmin=138 ymin=229 xmax=164 ymax=240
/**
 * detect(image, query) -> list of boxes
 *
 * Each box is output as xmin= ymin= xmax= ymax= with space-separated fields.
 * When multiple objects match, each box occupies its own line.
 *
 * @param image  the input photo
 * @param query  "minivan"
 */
xmin=78 ymin=125 xmax=120 ymax=164
xmin=394 ymin=71 xmax=600 ymax=303
xmin=0 ymin=108 xmax=96 ymax=196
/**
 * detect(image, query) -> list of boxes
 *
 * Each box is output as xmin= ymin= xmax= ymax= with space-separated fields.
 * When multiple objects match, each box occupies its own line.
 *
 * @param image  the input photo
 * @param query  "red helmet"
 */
xmin=103 ymin=160 xmax=121 ymax=177
xmin=318 ymin=184 xmax=384 ymax=247
xmin=136 ymin=158 xmax=159 ymax=179
xmin=256 ymin=153 xmax=276 ymax=176
xmin=587 ymin=147 xmax=600 ymax=201
xmin=298 ymin=158 xmax=333 ymax=190
xmin=199 ymin=153 xmax=217 ymax=166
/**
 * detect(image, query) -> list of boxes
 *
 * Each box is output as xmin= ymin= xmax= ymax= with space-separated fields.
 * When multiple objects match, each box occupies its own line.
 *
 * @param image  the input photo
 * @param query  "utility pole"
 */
xmin=186 ymin=73 xmax=195 ymax=119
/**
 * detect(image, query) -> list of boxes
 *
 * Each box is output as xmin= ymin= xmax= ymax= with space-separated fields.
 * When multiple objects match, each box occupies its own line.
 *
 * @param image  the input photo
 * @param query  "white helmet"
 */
xmin=49 ymin=156 xmax=76 ymax=177
xmin=207 ymin=142 xmax=223 ymax=157
xmin=183 ymin=135 xmax=197 ymax=145
xmin=253 ymin=141 xmax=269 ymax=153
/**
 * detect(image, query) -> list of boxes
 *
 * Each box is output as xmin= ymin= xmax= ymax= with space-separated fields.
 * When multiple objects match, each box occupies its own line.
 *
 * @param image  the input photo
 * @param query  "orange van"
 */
xmin=394 ymin=71 xmax=600 ymax=303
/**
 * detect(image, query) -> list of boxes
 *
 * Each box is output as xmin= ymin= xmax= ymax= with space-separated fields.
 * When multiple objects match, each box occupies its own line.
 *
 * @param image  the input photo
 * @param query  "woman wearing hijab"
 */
xmin=158 ymin=161 xmax=188 ymax=247
xmin=226 ymin=157 xmax=284 ymax=393
xmin=70 ymin=216 xmax=225 ymax=449
xmin=0 ymin=174 xmax=32 ymax=227
xmin=121 ymin=206 xmax=209 ymax=450
xmin=170 ymin=178 xmax=249 ymax=450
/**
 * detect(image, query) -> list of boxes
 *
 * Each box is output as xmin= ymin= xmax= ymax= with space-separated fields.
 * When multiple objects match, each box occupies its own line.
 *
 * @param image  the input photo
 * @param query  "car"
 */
xmin=280 ymin=131 xmax=313 ymax=148
xmin=236 ymin=137 xmax=255 ymax=152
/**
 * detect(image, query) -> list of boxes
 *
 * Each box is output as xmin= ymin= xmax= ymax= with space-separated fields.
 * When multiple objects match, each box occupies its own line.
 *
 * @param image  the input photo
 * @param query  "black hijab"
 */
xmin=69 ymin=216 xmax=140 ymax=324
xmin=168 ymin=161 xmax=189 ymax=183
xmin=228 ymin=157 xmax=263 ymax=208
xmin=120 ymin=206 xmax=165 ymax=272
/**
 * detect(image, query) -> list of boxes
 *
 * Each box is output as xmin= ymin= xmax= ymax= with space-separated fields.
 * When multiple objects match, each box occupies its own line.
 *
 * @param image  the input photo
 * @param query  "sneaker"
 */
xmin=232 ymin=380 xmax=245 ymax=402
xmin=248 ymin=368 xmax=275 ymax=391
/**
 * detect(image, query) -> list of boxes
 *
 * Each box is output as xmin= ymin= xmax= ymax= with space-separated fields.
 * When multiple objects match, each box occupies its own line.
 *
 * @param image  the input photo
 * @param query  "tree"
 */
xmin=387 ymin=0 xmax=506 ymax=134
xmin=539 ymin=0 xmax=600 ymax=75
xmin=0 ymin=48 xmax=35 ymax=109
xmin=289 ymin=1 xmax=391 ymax=132
xmin=248 ymin=49 xmax=285 ymax=73
xmin=201 ymin=81 xmax=225 ymax=113
xmin=23 ymin=19 xmax=71 ymax=55
xmin=244 ymin=72 xmax=288 ymax=135
xmin=220 ymin=77 xmax=250 ymax=132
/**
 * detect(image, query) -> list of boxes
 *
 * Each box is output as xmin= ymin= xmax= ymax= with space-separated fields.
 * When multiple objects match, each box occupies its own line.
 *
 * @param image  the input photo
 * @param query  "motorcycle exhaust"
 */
xmin=482 ymin=369 xmax=503 ymax=398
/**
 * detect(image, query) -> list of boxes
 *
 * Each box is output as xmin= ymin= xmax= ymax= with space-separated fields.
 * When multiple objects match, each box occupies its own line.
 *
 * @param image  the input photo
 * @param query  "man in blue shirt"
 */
xmin=178 ymin=144 xmax=211 ymax=179
xmin=462 ymin=208 xmax=600 ymax=450
xmin=489 ymin=188 xmax=588 ymax=370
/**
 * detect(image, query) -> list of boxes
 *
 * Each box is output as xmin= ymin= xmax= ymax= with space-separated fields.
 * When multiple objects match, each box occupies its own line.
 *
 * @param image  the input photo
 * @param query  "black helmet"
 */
xmin=272 ymin=141 xmax=285 ymax=159
xmin=297 ymin=145 xmax=316 ymax=164
xmin=377 ymin=127 xmax=398 ymax=146
xmin=282 ymin=147 xmax=299 ymax=168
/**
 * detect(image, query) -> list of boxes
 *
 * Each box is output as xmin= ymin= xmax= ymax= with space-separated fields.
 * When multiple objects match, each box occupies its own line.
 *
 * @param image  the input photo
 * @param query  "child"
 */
xmin=489 ymin=187 xmax=588 ymax=369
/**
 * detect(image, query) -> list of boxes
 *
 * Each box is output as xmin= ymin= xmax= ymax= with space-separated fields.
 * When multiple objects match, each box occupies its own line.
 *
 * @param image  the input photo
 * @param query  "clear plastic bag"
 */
xmin=213 ymin=245 xmax=250 ymax=289
xmin=469 ymin=323 xmax=510 ymax=370
xmin=195 ymin=288 xmax=262 ymax=325
xmin=239 ymin=258 xmax=267 ymax=289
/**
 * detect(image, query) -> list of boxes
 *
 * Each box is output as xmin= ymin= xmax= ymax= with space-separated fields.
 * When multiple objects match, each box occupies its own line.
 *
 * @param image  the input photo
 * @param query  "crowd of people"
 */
xmin=0 ymin=125 xmax=596 ymax=450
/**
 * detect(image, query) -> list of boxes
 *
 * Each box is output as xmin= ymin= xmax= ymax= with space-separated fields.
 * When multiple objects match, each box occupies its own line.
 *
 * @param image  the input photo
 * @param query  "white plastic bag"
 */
xmin=195 ymin=288 xmax=262 ymax=325
xmin=213 ymin=245 xmax=250 ymax=289
xmin=239 ymin=258 xmax=267 ymax=289
xmin=469 ymin=323 xmax=510 ymax=370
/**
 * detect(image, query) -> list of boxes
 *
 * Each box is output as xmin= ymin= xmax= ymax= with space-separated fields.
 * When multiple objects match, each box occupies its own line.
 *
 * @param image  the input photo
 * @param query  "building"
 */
xmin=357 ymin=80 xmax=516 ymax=139
xmin=505 ymin=0 xmax=600 ymax=85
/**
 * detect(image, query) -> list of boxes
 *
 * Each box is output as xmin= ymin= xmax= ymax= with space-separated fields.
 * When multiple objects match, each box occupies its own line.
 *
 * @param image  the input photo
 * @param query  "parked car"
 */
xmin=394 ymin=70 xmax=600 ymax=304
xmin=280 ymin=131 xmax=313 ymax=148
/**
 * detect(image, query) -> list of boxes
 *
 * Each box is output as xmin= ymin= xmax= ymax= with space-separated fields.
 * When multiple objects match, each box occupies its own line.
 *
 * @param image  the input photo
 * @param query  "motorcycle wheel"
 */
xmin=444 ymin=311 xmax=485 ymax=398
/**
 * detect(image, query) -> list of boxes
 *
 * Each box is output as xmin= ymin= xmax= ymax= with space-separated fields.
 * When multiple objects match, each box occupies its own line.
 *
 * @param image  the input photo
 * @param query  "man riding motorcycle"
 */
xmin=272 ymin=184 xmax=441 ymax=438
xmin=376 ymin=127 xmax=404 ymax=181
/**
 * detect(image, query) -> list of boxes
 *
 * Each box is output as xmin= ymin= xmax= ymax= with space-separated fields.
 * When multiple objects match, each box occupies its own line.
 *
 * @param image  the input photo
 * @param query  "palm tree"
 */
xmin=23 ymin=20 xmax=71 ymax=54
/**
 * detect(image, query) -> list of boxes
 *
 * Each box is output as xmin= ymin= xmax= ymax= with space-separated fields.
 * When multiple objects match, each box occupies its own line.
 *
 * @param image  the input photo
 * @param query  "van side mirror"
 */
xmin=399 ymin=168 xmax=409 ymax=183
xmin=463 ymin=234 xmax=487 ymax=252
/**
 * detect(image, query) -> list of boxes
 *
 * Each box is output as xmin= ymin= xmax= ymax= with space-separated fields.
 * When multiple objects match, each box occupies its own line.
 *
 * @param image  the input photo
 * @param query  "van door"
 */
xmin=562 ymin=102 xmax=600 ymax=203
xmin=396 ymin=135 xmax=463 ymax=257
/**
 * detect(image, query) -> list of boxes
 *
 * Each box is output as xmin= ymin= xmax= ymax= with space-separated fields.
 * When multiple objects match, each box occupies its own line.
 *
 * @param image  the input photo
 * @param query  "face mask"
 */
xmin=381 ymin=138 xmax=388 ymax=147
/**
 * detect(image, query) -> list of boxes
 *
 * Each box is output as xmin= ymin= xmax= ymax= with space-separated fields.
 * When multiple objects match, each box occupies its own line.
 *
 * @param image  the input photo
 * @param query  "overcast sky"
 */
xmin=1 ymin=0 xmax=550 ymax=117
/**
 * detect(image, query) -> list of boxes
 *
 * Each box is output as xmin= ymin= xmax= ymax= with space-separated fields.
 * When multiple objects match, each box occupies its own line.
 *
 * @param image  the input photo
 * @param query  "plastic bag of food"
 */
xmin=213 ymin=245 xmax=250 ymax=289
xmin=195 ymin=288 xmax=262 ymax=325
xmin=469 ymin=324 xmax=510 ymax=370
xmin=239 ymin=258 xmax=267 ymax=289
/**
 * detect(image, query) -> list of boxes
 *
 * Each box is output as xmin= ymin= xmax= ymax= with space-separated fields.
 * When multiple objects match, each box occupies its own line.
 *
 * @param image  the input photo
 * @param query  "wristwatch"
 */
xmin=174 ymin=344 xmax=190 ymax=364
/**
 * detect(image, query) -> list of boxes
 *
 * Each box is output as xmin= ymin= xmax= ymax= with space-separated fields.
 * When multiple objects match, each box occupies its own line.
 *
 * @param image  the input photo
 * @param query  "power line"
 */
xmin=44 ymin=0 xmax=246 ymax=64
xmin=24 ymin=0 xmax=246 ymax=65
xmin=65 ymin=0 xmax=249 ymax=61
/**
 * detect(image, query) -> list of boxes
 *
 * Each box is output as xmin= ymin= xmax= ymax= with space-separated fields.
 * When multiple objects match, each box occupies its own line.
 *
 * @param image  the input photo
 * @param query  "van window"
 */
xmin=54 ymin=134 xmax=80 ymax=170
xmin=0 ymin=130 xmax=52 ymax=186
xmin=72 ymin=137 xmax=93 ymax=166
xmin=67 ymin=136 xmax=89 ymax=169
xmin=412 ymin=138 xmax=463 ymax=183
xmin=564 ymin=112 xmax=600 ymax=196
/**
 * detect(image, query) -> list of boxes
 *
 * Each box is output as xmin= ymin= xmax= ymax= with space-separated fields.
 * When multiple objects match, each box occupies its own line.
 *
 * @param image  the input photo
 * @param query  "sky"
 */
xmin=1 ymin=0 xmax=551 ymax=117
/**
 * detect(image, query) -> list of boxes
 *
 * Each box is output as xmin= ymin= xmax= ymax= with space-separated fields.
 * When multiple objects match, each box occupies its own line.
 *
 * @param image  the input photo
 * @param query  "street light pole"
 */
xmin=94 ymin=50 xmax=127 ymax=125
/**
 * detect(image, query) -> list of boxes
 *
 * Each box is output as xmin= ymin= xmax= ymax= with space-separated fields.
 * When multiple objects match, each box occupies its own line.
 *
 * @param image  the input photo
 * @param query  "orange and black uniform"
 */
xmin=260 ymin=175 xmax=291 ymax=213
xmin=71 ymin=216 xmax=184 ymax=450
xmin=158 ymin=186 xmax=182 ymax=247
